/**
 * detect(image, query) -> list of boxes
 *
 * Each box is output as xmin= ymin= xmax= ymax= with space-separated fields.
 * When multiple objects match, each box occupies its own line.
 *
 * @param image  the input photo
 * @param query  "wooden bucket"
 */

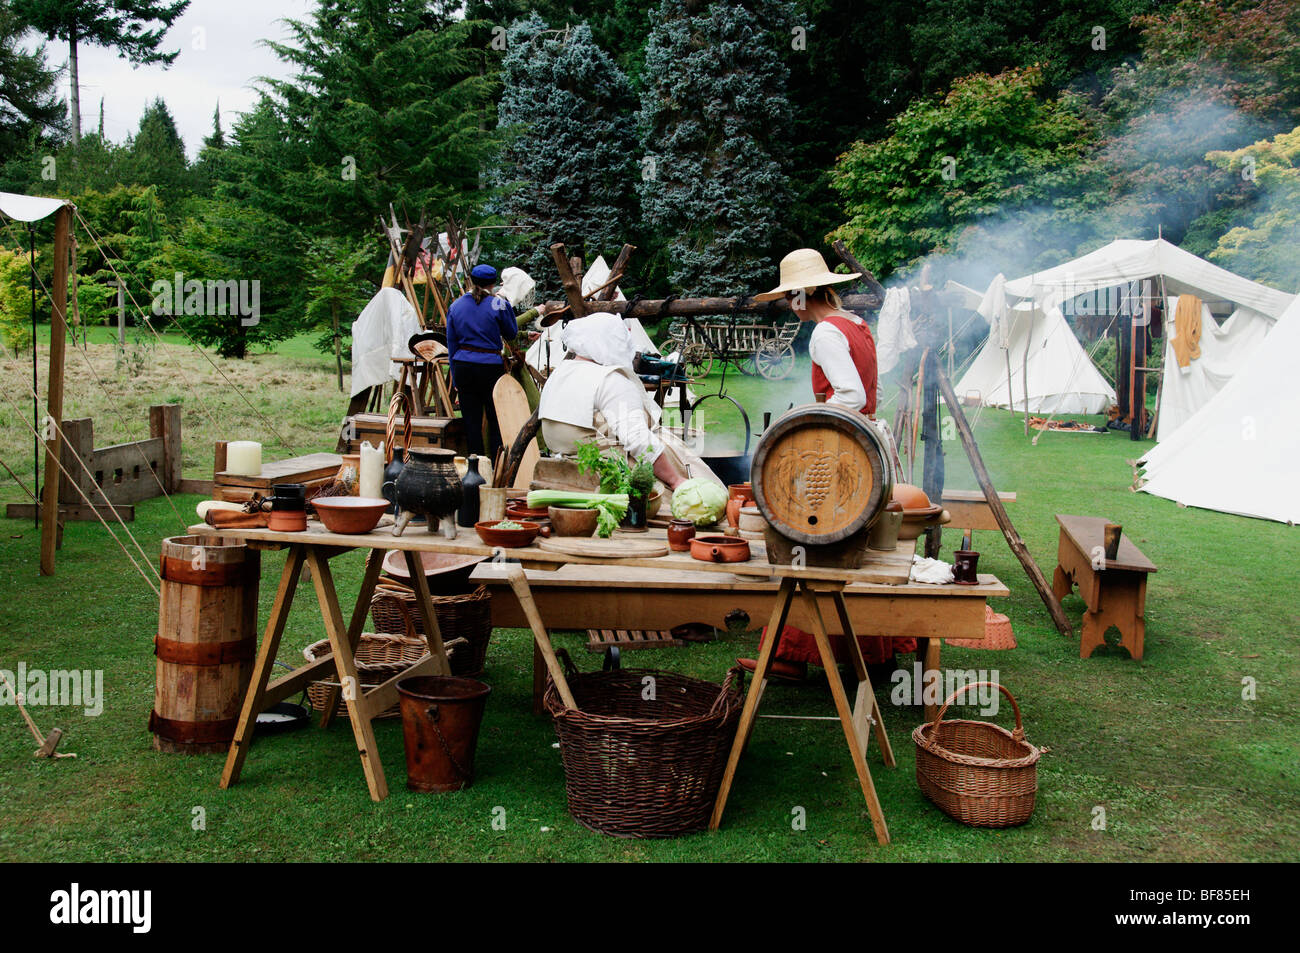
xmin=150 ymin=535 xmax=259 ymax=753
xmin=752 ymin=404 xmax=895 ymax=566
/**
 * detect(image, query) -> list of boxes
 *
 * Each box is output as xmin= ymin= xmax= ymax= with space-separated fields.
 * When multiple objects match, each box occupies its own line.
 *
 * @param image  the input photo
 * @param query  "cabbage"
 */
xmin=670 ymin=478 xmax=728 ymax=527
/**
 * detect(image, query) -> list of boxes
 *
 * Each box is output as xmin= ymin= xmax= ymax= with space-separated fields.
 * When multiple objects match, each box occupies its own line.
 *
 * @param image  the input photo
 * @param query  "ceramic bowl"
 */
xmin=381 ymin=551 xmax=488 ymax=594
xmin=475 ymin=519 xmax=541 ymax=548
xmin=547 ymin=506 xmax=599 ymax=537
xmin=690 ymin=534 xmax=751 ymax=563
xmin=311 ymin=496 xmax=389 ymax=534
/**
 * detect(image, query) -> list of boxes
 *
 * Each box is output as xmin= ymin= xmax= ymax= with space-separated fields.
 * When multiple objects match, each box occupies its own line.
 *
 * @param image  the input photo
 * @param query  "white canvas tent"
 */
xmin=954 ymin=239 xmax=1294 ymax=422
xmin=953 ymin=274 xmax=1116 ymax=415
xmin=1139 ymin=294 xmax=1300 ymax=523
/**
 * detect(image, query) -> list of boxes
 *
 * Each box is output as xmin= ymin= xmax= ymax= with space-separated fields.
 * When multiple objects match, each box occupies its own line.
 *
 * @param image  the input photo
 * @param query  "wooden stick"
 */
xmin=542 ymin=292 xmax=881 ymax=320
xmin=503 ymin=563 xmax=577 ymax=710
xmin=934 ymin=364 xmax=1074 ymax=639
xmin=40 ymin=204 xmax=72 ymax=575
xmin=550 ymin=244 xmax=587 ymax=318
xmin=830 ymin=239 xmax=887 ymax=301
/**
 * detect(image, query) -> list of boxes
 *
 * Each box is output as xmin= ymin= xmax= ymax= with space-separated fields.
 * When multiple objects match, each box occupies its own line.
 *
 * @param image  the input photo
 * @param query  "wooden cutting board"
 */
xmin=493 ymin=374 xmax=540 ymax=487
xmin=538 ymin=537 xmax=669 ymax=559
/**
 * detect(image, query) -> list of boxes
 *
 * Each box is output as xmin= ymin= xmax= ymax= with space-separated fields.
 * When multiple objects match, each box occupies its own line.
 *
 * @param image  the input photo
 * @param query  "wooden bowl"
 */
xmin=690 ymin=534 xmax=751 ymax=563
xmin=475 ymin=519 xmax=541 ymax=548
xmin=547 ymin=506 xmax=598 ymax=537
xmin=381 ymin=551 xmax=487 ymax=594
xmin=311 ymin=496 xmax=388 ymax=534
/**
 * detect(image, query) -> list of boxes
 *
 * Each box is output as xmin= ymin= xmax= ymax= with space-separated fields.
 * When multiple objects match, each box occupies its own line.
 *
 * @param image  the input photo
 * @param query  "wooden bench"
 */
xmin=1052 ymin=514 xmax=1157 ymax=660
xmin=942 ymin=489 xmax=1016 ymax=534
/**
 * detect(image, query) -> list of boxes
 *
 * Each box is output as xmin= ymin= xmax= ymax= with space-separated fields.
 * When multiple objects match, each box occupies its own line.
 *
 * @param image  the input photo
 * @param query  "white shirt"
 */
xmin=808 ymin=316 xmax=869 ymax=411
xmin=538 ymin=359 xmax=664 ymax=462
xmin=595 ymin=372 xmax=663 ymax=462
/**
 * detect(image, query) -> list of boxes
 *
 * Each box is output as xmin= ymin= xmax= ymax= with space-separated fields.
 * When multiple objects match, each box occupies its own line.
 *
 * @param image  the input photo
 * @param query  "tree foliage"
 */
xmin=638 ymin=0 xmax=795 ymax=296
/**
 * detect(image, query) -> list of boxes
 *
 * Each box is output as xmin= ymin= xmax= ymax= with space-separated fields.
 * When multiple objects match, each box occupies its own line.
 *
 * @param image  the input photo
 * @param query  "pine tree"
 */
xmin=0 ymin=5 xmax=64 ymax=159
xmin=12 ymin=0 xmax=189 ymax=147
xmin=637 ymin=0 xmax=794 ymax=296
xmin=493 ymin=15 xmax=638 ymax=293
xmin=121 ymin=98 xmax=189 ymax=202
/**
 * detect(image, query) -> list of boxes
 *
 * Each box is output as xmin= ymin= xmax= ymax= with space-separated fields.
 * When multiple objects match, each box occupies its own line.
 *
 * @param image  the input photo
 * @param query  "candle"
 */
xmin=359 ymin=440 xmax=385 ymax=500
xmin=226 ymin=441 xmax=262 ymax=477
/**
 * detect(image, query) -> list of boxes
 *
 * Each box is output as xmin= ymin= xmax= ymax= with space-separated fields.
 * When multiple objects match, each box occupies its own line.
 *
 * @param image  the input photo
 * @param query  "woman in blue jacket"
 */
xmin=446 ymin=264 xmax=518 ymax=456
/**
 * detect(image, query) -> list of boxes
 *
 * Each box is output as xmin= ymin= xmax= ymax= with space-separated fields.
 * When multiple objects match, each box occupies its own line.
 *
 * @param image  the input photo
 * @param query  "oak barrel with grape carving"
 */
xmin=751 ymin=404 xmax=894 ymax=547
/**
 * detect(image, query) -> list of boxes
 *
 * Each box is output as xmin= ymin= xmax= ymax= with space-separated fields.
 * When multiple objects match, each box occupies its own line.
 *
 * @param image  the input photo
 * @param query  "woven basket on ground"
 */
xmin=911 ymin=681 xmax=1045 ymax=828
xmin=543 ymin=649 xmax=744 ymax=839
xmin=370 ymin=581 xmax=493 ymax=678
xmin=945 ymin=604 xmax=1017 ymax=649
xmin=303 ymin=633 xmax=465 ymax=719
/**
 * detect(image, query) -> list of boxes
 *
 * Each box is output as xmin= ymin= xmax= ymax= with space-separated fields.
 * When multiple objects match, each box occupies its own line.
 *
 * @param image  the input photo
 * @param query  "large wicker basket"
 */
xmin=911 ymin=681 xmax=1044 ymax=828
xmin=543 ymin=650 xmax=744 ymax=839
xmin=303 ymin=633 xmax=464 ymax=719
xmin=370 ymin=582 xmax=493 ymax=678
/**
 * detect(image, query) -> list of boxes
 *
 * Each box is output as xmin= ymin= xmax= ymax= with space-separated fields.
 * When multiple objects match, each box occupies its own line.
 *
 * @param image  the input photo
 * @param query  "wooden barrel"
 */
xmin=150 ymin=535 xmax=259 ymax=754
xmin=752 ymin=404 xmax=895 ymax=547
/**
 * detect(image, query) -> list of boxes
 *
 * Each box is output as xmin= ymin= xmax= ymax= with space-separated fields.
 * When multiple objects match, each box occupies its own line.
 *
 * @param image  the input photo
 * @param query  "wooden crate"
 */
xmin=213 ymin=452 xmax=342 ymax=503
xmin=343 ymin=412 xmax=467 ymax=456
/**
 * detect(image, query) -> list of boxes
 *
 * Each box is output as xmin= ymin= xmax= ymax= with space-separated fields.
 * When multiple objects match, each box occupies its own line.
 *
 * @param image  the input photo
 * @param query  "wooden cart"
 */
xmin=660 ymin=317 xmax=799 ymax=380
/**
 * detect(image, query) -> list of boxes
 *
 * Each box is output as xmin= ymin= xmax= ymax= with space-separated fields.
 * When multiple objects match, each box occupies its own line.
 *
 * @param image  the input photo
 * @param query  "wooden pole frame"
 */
xmin=39 ymin=204 xmax=72 ymax=576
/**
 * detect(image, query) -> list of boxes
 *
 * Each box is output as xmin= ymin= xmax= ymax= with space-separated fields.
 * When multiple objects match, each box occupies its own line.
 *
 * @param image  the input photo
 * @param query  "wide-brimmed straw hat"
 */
xmin=753 ymin=248 xmax=860 ymax=302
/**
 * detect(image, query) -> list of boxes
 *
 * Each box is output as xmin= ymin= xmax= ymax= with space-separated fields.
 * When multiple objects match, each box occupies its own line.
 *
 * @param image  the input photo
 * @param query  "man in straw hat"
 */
xmin=739 ymin=248 xmax=912 ymax=680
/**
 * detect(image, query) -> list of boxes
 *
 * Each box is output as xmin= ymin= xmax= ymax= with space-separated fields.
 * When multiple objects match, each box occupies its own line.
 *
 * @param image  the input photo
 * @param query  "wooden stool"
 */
xmin=1052 ymin=515 xmax=1157 ymax=660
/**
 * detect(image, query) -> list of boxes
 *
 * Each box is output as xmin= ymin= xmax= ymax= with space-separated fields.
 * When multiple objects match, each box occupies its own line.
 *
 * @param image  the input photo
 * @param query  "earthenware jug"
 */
xmin=457 ymin=455 xmax=485 ymax=528
xmin=667 ymin=518 xmax=696 ymax=552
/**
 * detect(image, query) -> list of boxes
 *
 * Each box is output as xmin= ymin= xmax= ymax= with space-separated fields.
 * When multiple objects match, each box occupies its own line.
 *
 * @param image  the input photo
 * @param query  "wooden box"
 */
xmin=343 ymin=413 xmax=467 ymax=456
xmin=213 ymin=452 xmax=342 ymax=503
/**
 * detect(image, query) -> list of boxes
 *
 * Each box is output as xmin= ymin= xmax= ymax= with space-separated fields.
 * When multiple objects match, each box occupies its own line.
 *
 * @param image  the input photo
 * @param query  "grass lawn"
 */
xmin=0 ymin=337 xmax=1297 ymax=861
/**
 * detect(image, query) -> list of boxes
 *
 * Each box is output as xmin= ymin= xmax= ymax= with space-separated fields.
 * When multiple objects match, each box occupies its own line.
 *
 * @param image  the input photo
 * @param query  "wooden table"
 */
xmin=475 ymin=548 xmax=1007 ymax=847
xmin=476 ymin=560 xmax=1007 ymax=720
xmin=1052 ymin=514 xmax=1157 ymax=660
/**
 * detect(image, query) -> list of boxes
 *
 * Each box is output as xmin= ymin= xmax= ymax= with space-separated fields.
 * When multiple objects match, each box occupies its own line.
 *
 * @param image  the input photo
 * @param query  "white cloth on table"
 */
xmin=910 ymin=555 xmax=954 ymax=585
xmin=349 ymin=288 xmax=420 ymax=398
xmin=875 ymin=286 xmax=916 ymax=375
xmin=809 ymin=315 xmax=869 ymax=411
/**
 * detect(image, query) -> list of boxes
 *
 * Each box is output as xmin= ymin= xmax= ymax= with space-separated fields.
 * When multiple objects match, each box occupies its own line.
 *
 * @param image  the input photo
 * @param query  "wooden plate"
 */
xmin=538 ymin=537 xmax=669 ymax=559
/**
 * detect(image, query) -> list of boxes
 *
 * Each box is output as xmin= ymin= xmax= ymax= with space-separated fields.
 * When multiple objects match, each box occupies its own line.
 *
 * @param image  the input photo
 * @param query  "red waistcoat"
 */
xmin=810 ymin=314 xmax=878 ymax=415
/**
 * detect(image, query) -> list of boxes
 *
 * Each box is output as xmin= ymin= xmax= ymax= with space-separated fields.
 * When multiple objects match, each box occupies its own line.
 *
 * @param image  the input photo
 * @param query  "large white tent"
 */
xmin=1139 ymin=293 xmax=1300 ymax=524
xmin=954 ymin=238 xmax=1294 ymax=422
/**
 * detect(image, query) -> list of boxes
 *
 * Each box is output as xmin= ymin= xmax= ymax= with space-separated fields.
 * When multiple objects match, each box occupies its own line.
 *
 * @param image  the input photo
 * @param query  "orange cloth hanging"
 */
xmin=1172 ymin=294 xmax=1203 ymax=368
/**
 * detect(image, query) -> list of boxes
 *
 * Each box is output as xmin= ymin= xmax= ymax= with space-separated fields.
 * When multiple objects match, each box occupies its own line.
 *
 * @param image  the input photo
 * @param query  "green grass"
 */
xmin=0 ymin=347 xmax=1297 ymax=861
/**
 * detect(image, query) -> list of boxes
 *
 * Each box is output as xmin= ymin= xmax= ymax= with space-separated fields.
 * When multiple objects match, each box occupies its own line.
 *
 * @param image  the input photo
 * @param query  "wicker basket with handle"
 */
xmin=911 ymin=681 xmax=1045 ymax=828
xmin=303 ymin=633 xmax=466 ymax=719
xmin=369 ymin=581 xmax=493 ymax=678
xmin=543 ymin=649 xmax=744 ymax=839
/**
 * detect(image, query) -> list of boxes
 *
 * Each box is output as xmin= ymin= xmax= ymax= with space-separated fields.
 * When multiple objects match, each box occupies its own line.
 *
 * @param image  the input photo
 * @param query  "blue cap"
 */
xmin=470 ymin=264 xmax=498 ymax=283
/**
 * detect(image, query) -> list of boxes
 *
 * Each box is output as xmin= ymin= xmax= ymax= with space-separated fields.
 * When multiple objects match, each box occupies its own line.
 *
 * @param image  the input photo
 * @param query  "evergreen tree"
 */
xmin=493 ymin=15 xmax=638 ymax=293
xmin=12 ymin=0 xmax=189 ymax=147
xmin=638 ymin=0 xmax=794 ymax=296
xmin=121 ymin=98 xmax=189 ymax=202
xmin=0 ymin=5 xmax=65 ymax=159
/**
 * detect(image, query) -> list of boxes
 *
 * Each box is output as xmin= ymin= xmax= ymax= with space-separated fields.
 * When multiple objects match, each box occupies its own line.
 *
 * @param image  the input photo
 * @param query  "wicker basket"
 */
xmin=946 ymin=604 xmax=1017 ymax=650
xmin=303 ymin=633 xmax=460 ymax=719
xmin=370 ymin=582 xmax=493 ymax=678
xmin=543 ymin=650 xmax=744 ymax=839
xmin=911 ymin=681 xmax=1044 ymax=828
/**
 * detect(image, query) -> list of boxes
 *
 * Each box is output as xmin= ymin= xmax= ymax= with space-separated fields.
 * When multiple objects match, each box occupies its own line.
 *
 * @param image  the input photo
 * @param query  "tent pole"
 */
xmin=29 ymin=225 xmax=37 ymax=529
xmin=39 ymin=205 xmax=71 ymax=575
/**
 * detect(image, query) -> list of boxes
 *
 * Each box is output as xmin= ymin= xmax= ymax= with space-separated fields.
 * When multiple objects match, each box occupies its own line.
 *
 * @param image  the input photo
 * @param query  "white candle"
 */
xmin=359 ymin=440 xmax=385 ymax=500
xmin=226 ymin=441 xmax=262 ymax=477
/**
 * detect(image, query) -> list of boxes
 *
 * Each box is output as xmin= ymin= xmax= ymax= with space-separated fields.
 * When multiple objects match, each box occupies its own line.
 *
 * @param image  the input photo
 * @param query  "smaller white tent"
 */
xmin=953 ymin=274 xmax=1116 ymax=415
xmin=1139 ymin=294 xmax=1300 ymax=523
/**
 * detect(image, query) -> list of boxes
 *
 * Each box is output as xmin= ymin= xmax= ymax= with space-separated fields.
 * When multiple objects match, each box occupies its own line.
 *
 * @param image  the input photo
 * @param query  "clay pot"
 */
xmin=548 ymin=507 xmax=598 ymax=537
xmin=728 ymin=483 xmax=754 ymax=504
xmin=690 ymin=534 xmax=751 ymax=563
xmin=667 ymin=518 xmax=696 ymax=552
xmin=726 ymin=497 xmax=743 ymax=532
xmin=338 ymin=453 xmax=361 ymax=493
xmin=475 ymin=519 xmax=540 ymax=548
xmin=393 ymin=449 xmax=463 ymax=536
xmin=892 ymin=483 xmax=931 ymax=510
xmin=264 ymin=483 xmax=307 ymax=532
xmin=868 ymin=500 xmax=904 ymax=551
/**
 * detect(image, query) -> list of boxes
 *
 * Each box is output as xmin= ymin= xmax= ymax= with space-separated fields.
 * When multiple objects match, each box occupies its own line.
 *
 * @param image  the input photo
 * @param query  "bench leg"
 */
xmin=1052 ymin=565 xmax=1072 ymax=601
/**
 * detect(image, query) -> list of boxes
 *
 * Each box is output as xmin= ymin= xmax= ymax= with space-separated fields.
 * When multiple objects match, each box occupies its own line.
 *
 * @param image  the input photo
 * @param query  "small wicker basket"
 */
xmin=303 ymin=633 xmax=464 ymax=719
xmin=370 ymin=582 xmax=493 ymax=678
xmin=543 ymin=650 xmax=744 ymax=839
xmin=911 ymin=681 xmax=1044 ymax=828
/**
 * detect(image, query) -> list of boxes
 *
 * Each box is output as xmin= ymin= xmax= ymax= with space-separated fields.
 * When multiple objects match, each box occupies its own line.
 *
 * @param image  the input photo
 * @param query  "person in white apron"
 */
xmin=538 ymin=313 xmax=721 ymax=492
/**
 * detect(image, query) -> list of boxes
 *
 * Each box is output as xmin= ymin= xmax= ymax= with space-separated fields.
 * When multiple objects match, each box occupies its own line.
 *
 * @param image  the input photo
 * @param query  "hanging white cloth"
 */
xmin=875 ymin=286 xmax=916 ymax=374
xmin=349 ymin=288 xmax=420 ymax=398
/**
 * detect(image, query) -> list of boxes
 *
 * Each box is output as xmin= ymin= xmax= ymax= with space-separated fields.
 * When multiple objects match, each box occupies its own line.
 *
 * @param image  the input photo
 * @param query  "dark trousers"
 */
xmin=453 ymin=360 xmax=505 ymax=457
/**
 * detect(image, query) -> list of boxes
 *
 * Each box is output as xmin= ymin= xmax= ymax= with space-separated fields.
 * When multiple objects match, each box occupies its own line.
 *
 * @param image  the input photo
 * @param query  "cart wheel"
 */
xmin=685 ymin=343 xmax=713 ymax=378
xmin=756 ymin=340 xmax=795 ymax=380
xmin=738 ymin=350 xmax=759 ymax=375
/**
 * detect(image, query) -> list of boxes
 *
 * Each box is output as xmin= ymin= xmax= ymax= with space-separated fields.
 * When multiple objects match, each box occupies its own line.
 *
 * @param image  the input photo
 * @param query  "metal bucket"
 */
xmin=397 ymin=676 xmax=491 ymax=793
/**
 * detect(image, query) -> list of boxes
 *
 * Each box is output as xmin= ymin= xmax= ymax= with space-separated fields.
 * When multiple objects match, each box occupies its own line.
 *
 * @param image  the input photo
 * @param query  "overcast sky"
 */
xmin=41 ymin=0 xmax=314 ymax=158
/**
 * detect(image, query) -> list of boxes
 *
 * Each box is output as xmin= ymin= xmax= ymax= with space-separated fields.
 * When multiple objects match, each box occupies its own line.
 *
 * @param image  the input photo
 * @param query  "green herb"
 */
xmin=575 ymin=440 xmax=656 ymax=501
xmin=494 ymin=519 xmax=524 ymax=530
xmin=526 ymin=489 xmax=630 ymax=538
